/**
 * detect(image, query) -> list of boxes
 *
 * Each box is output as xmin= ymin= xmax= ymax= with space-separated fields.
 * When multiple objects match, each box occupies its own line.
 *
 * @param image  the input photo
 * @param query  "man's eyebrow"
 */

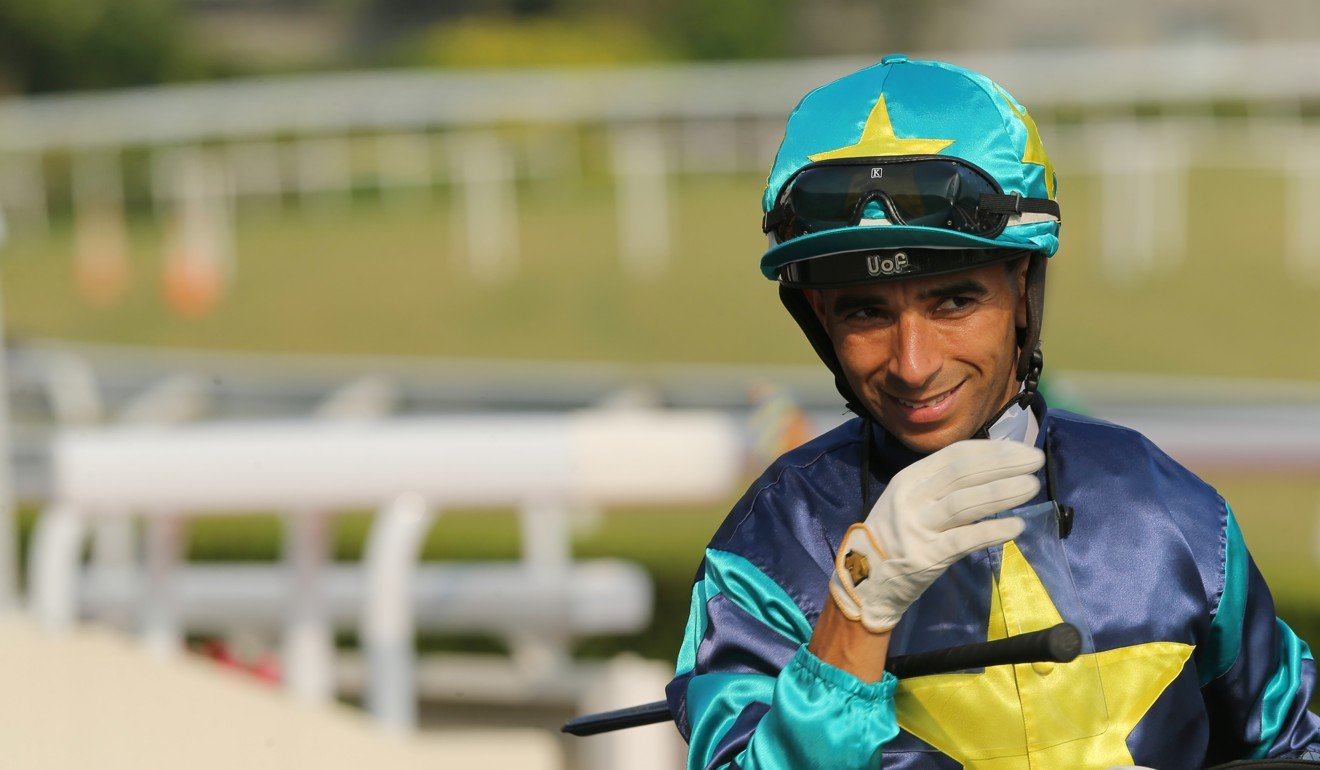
xmin=830 ymin=293 xmax=885 ymax=316
xmin=918 ymin=279 xmax=989 ymax=300
xmin=828 ymin=279 xmax=990 ymax=315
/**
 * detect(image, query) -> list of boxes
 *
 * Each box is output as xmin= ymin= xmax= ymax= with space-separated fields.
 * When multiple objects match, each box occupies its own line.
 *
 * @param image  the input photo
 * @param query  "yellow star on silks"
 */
xmin=808 ymin=94 xmax=955 ymax=162
xmin=996 ymin=86 xmax=1057 ymax=199
xmin=893 ymin=542 xmax=1193 ymax=769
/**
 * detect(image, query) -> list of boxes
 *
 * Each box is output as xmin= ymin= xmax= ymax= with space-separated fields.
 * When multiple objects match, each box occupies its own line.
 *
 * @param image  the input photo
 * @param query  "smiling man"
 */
xmin=666 ymin=56 xmax=1320 ymax=769
xmin=803 ymin=259 xmax=1027 ymax=453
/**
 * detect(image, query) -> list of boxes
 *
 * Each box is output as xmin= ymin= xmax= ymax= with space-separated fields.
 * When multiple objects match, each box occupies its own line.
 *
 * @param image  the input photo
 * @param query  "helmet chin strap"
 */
xmin=972 ymin=343 xmax=1043 ymax=440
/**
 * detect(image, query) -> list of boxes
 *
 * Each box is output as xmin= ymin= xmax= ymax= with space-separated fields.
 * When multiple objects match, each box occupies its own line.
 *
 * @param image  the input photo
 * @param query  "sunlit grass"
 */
xmin=2 ymin=170 xmax=1316 ymax=377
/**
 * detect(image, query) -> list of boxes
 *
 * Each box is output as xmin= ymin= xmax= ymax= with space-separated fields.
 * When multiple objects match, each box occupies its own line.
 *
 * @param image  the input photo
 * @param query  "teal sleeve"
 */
xmin=1197 ymin=503 xmax=1320 ymax=759
xmin=734 ymin=647 xmax=899 ymax=769
xmin=673 ymin=548 xmax=901 ymax=769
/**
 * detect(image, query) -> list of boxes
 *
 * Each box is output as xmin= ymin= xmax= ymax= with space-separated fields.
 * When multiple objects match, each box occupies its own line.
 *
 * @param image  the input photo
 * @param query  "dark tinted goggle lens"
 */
xmin=769 ymin=159 xmax=1004 ymax=243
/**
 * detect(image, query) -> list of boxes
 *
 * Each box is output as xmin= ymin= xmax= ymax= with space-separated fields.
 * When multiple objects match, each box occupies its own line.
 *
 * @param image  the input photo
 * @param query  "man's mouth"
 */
xmin=887 ymin=382 xmax=963 ymax=422
xmin=895 ymin=390 xmax=957 ymax=410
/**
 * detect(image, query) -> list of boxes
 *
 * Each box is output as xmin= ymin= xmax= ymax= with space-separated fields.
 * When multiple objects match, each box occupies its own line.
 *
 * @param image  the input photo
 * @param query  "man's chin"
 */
xmin=881 ymin=418 xmax=979 ymax=455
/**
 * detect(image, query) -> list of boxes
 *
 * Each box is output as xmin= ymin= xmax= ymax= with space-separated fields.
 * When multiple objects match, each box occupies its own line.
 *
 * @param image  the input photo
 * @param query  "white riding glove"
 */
xmin=829 ymin=439 xmax=1045 ymax=633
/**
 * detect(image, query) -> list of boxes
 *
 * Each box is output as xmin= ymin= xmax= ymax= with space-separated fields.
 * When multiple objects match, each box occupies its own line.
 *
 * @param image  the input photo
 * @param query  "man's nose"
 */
xmin=887 ymin=313 xmax=941 ymax=390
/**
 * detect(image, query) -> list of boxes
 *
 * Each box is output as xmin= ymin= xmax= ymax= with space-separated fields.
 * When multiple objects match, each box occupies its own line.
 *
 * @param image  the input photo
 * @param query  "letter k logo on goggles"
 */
xmin=762 ymin=155 xmax=1060 ymax=245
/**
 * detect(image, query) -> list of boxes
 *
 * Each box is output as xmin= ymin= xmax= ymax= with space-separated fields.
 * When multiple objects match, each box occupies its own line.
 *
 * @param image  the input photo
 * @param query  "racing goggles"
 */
xmin=762 ymin=155 xmax=1060 ymax=244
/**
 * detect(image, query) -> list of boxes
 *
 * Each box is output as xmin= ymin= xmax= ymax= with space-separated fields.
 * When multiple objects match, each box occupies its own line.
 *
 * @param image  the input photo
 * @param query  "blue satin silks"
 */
xmin=667 ymin=400 xmax=1320 ymax=769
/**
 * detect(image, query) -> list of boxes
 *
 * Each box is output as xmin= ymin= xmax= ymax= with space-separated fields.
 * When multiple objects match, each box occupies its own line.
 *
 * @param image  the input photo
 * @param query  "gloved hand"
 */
xmin=829 ymin=439 xmax=1045 ymax=633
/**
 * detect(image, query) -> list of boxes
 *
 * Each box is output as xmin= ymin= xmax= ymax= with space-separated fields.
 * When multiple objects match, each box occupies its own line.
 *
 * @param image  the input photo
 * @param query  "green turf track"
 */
xmin=2 ymin=171 xmax=1317 ymax=377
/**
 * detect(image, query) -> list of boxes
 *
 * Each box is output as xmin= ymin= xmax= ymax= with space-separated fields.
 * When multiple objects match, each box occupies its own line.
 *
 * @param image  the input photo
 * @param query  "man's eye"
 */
xmin=845 ymin=307 xmax=886 ymax=323
xmin=938 ymin=296 xmax=975 ymax=312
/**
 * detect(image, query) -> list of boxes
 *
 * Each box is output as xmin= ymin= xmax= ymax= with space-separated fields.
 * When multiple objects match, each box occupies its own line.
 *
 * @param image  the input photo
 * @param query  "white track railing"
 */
xmin=4 ymin=41 xmax=1320 ymax=153
xmin=28 ymin=410 xmax=742 ymax=736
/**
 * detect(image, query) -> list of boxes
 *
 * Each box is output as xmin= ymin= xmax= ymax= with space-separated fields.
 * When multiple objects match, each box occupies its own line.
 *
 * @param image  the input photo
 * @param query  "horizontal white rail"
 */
xmin=79 ymin=560 xmax=651 ymax=636
xmin=3 ymin=41 xmax=1320 ymax=153
xmin=50 ymin=411 xmax=742 ymax=512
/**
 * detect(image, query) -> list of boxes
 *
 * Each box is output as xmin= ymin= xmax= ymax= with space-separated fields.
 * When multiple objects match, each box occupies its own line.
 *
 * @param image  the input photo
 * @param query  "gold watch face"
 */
xmin=844 ymin=550 xmax=870 ymax=584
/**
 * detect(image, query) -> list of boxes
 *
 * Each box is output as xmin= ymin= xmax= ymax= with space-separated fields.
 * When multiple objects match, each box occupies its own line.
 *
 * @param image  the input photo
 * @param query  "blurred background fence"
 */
xmin=7 ymin=42 xmax=1320 ymax=285
xmin=1 ymin=2 xmax=1320 ymax=767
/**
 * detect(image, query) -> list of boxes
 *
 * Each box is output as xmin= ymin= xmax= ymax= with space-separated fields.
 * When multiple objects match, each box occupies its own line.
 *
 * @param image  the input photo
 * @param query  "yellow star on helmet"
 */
xmin=808 ymin=95 xmax=955 ymax=161
xmin=892 ymin=541 xmax=1193 ymax=769
xmin=996 ymin=86 xmax=1056 ymax=199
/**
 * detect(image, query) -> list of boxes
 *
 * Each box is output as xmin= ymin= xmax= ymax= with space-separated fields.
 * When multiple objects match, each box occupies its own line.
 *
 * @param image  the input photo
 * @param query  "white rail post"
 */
xmin=282 ymin=512 xmax=335 ymax=703
xmin=0 ymin=153 xmax=48 ymax=234
xmin=510 ymin=498 xmax=573 ymax=678
xmin=450 ymin=132 xmax=519 ymax=282
xmin=286 ymin=372 xmax=400 ymax=704
xmin=1285 ymin=131 xmax=1320 ymax=286
xmin=0 ymin=273 xmax=15 ymax=611
xmin=1095 ymin=123 xmax=1158 ymax=284
xmin=362 ymin=491 xmax=437 ymax=733
xmin=140 ymin=514 xmax=185 ymax=659
xmin=581 ymin=655 xmax=686 ymax=770
xmin=610 ymin=124 xmax=670 ymax=280
xmin=26 ymin=504 xmax=86 ymax=631
xmin=87 ymin=516 xmax=136 ymax=630
xmin=1151 ymin=121 xmax=1189 ymax=273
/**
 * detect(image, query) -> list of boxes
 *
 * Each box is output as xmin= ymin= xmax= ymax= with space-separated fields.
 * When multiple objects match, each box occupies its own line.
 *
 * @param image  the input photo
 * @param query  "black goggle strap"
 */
xmin=977 ymin=193 xmax=1061 ymax=221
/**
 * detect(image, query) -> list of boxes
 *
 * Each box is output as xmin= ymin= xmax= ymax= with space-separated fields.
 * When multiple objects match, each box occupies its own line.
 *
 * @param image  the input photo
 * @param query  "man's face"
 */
xmin=806 ymin=259 xmax=1028 ymax=454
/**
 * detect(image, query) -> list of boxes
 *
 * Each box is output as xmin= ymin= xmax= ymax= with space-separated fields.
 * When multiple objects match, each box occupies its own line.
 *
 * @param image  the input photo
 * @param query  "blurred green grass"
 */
xmin=2 ymin=169 xmax=1318 ymax=660
xmin=2 ymin=170 xmax=1317 ymax=377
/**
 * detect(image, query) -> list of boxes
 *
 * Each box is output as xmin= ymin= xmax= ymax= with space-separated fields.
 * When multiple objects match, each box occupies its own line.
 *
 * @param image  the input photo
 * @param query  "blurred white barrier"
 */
xmin=579 ymin=655 xmax=687 ymax=770
xmin=78 ymin=561 xmax=650 ymax=635
xmin=28 ymin=409 xmax=742 ymax=742
xmin=47 ymin=411 xmax=738 ymax=509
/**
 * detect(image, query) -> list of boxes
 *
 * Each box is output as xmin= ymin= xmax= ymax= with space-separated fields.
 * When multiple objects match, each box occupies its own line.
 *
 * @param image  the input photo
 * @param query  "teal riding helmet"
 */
xmin=763 ymin=54 xmax=1061 ymax=418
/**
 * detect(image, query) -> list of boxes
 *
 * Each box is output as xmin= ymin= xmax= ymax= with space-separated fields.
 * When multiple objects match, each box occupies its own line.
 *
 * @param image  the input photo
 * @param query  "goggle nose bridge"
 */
xmin=850 ymin=189 xmax=904 ymax=226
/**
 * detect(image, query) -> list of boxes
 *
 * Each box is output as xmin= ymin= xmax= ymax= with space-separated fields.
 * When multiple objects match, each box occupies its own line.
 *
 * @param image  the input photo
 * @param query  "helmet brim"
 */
xmin=760 ymin=224 xmax=1047 ymax=280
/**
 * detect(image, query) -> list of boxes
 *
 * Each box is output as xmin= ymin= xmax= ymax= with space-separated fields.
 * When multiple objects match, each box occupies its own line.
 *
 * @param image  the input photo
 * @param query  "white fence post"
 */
xmin=0 ymin=274 xmax=14 ymax=611
xmin=0 ymin=153 xmax=48 ymax=233
xmin=1095 ymin=123 xmax=1159 ymax=283
xmin=450 ymin=132 xmax=519 ymax=282
xmin=1285 ymin=132 xmax=1320 ymax=285
xmin=580 ymin=655 xmax=686 ymax=770
xmin=140 ymin=514 xmax=185 ymax=659
xmin=610 ymin=124 xmax=671 ymax=280
xmin=27 ymin=504 xmax=86 ymax=631
xmin=362 ymin=492 xmax=436 ymax=733
xmin=283 ymin=512 xmax=335 ymax=703
xmin=1151 ymin=122 xmax=1189 ymax=273
xmin=510 ymin=498 xmax=572 ymax=678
